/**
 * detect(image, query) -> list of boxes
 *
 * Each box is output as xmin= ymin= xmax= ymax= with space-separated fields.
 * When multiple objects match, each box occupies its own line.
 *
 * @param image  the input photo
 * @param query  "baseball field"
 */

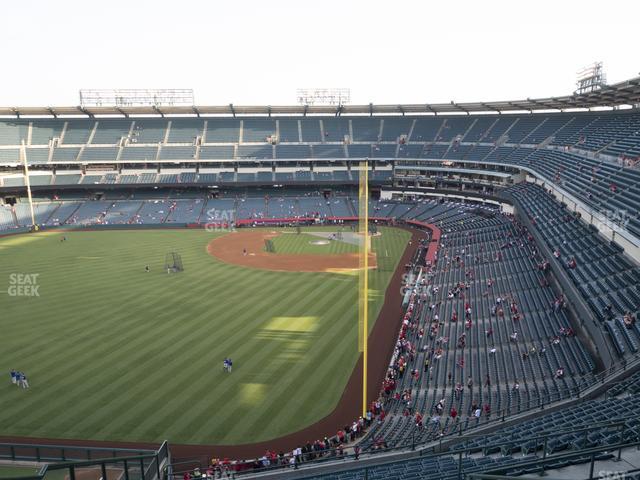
xmin=0 ymin=226 xmax=411 ymax=447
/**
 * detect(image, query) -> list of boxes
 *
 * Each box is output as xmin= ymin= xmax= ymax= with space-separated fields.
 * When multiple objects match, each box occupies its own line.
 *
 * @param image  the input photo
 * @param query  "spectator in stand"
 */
xmin=623 ymin=311 xmax=636 ymax=328
xmin=603 ymin=304 xmax=614 ymax=319
xmin=415 ymin=412 xmax=423 ymax=428
xmin=454 ymin=383 xmax=463 ymax=399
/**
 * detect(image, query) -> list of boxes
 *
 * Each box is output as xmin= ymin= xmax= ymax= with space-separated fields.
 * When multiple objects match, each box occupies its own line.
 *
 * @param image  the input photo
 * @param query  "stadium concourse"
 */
xmin=2 ymin=85 xmax=640 ymax=478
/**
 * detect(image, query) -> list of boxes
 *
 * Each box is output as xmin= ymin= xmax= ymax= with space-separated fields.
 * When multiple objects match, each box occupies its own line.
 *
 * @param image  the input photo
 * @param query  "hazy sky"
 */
xmin=2 ymin=0 xmax=639 ymax=107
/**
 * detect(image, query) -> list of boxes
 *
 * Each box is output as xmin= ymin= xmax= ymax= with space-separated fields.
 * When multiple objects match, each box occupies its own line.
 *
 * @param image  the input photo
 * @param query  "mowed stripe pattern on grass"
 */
xmin=0 ymin=227 xmax=410 ymax=445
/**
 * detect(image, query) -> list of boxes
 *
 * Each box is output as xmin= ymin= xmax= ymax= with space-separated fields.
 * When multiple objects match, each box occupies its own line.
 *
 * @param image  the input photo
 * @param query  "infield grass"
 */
xmin=267 ymin=230 xmax=358 ymax=255
xmin=0 ymin=226 xmax=410 ymax=445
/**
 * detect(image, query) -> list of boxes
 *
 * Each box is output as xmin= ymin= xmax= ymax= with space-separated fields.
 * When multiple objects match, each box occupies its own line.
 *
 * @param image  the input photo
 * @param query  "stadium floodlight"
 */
xmin=79 ymin=89 xmax=195 ymax=107
xmin=575 ymin=63 xmax=607 ymax=95
xmin=296 ymin=88 xmax=351 ymax=106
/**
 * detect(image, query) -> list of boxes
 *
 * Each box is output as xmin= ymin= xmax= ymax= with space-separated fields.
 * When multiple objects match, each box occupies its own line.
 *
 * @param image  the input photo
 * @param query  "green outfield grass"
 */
xmin=0 ymin=465 xmax=70 ymax=480
xmin=0 ymin=226 xmax=410 ymax=445
xmin=0 ymin=466 xmax=38 ymax=479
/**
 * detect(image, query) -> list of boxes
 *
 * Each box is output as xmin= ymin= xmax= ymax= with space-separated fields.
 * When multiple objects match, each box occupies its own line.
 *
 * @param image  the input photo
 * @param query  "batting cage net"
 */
xmin=164 ymin=252 xmax=184 ymax=272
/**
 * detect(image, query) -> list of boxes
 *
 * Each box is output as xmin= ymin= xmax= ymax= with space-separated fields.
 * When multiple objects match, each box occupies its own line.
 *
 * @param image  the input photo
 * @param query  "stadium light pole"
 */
xmin=21 ymin=141 xmax=37 ymax=229
xmin=358 ymin=160 xmax=369 ymax=417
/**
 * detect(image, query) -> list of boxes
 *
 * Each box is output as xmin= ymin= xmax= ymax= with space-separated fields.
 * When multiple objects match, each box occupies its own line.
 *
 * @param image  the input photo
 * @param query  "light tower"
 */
xmin=575 ymin=62 xmax=607 ymax=95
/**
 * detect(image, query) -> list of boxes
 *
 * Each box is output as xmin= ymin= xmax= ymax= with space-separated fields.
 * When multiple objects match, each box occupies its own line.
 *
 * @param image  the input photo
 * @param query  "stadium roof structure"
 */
xmin=1 ymin=76 xmax=639 ymax=118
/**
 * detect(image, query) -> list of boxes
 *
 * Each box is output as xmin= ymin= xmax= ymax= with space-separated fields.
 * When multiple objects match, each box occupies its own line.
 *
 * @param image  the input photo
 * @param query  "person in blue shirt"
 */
xmin=10 ymin=369 xmax=17 ymax=386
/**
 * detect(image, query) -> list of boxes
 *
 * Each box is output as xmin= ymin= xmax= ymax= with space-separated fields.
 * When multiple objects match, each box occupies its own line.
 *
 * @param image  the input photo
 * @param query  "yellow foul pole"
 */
xmin=21 ymin=141 xmax=37 ymax=228
xmin=358 ymin=160 xmax=369 ymax=416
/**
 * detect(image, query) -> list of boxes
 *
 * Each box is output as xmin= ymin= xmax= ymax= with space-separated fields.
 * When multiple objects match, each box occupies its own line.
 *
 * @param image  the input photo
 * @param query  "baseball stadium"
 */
xmin=2 ymin=3 xmax=640 ymax=480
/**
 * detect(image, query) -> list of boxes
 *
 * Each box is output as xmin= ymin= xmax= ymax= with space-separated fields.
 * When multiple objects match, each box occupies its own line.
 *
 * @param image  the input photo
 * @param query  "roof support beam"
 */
xmin=77 ymin=106 xmax=94 ymax=118
xmin=451 ymin=101 xmax=469 ymax=114
xmin=152 ymin=106 xmax=164 ymax=118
